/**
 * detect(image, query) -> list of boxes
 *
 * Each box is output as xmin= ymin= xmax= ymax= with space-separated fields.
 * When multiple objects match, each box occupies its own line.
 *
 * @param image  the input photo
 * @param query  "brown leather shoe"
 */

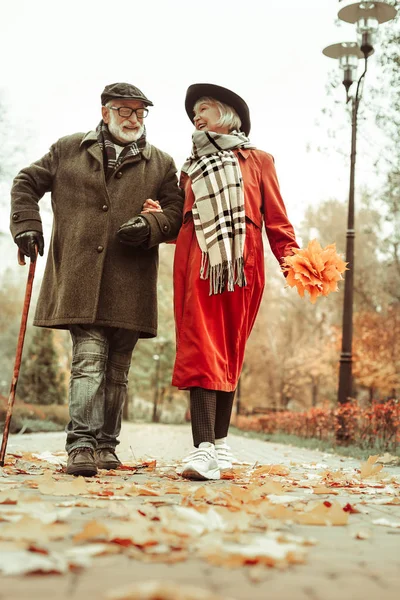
xmin=66 ymin=447 xmax=97 ymax=477
xmin=95 ymin=448 xmax=121 ymax=470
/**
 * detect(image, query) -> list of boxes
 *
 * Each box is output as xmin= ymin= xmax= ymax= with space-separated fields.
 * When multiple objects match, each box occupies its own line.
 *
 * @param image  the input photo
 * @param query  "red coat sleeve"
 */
xmin=261 ymin=153 xmax=299 ymax=264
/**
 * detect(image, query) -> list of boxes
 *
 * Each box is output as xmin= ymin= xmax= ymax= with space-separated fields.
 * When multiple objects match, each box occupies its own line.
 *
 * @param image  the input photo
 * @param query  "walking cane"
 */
xmin=0 ymin=247 xmax=37 ymax=466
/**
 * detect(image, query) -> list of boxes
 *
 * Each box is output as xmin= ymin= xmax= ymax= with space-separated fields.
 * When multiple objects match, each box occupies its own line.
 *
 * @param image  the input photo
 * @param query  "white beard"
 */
xmin=108 ymin=119 xmax=145 ymax=144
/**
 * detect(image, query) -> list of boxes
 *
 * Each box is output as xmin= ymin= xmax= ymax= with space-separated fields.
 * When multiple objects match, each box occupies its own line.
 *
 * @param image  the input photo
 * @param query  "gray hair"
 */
xmin=194 ymin=96 xmax=242 ymax=132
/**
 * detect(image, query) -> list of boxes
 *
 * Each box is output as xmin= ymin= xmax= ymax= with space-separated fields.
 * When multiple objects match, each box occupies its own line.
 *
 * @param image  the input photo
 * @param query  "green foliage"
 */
xmin=17 ymin=328 xmax=67 ymax=405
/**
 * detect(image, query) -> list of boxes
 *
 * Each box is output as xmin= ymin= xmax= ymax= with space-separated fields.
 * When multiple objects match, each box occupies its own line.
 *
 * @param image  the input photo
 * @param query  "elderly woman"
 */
xmin=144 ymin=83 xmax=299 ymax=480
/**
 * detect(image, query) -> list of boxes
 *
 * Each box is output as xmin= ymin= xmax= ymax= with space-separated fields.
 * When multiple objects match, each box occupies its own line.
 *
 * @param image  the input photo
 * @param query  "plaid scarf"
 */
xmin=182 ymin=130 xmax=255 ymax=295
xmin=96 ymin=121 xmax=147 ymax=179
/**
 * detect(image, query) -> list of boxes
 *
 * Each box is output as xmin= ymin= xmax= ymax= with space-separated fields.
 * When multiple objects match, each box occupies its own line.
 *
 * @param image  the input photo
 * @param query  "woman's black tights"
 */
xmin=189 ymin=387 xmax=235 ymax=447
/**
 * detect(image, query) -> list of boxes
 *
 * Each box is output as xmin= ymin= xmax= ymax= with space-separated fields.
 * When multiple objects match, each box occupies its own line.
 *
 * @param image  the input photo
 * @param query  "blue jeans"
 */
xmin=66 ymin=325 xmax=140 ymax=454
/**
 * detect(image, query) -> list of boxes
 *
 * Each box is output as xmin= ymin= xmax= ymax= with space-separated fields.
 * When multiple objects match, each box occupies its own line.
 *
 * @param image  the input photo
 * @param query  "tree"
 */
xmin=127 ymin=244 xmax=186 ymax=422
xmin=0 ymin=93 xmax=31 ymax=216
xmin=372 ymin=15 xmax=400 ymax=305
xmin=0 ymin=268 xmax=28 ymax=396
xmin=17 ymin=328 xmax=67 ymax=405
xmin=353 ymin=306 xmax=400 ymax=399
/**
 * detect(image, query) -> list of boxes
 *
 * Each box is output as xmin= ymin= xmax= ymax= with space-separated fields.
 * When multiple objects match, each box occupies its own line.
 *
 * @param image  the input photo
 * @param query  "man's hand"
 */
xmin=118 ymin=216 xmax=150 ymax=247
xmin=15 ymin=231 xmax=44 ymax=262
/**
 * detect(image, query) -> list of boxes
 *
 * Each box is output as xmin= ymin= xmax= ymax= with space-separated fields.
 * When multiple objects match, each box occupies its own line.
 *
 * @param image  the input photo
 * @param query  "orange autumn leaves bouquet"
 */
xmin=282 ymin=239 xmax=348 ymax=303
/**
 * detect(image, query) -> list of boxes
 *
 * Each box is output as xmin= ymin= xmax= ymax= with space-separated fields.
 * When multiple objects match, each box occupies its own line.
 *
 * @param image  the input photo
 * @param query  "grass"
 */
xmin=230 ymin=426 xmax=400 ymax=461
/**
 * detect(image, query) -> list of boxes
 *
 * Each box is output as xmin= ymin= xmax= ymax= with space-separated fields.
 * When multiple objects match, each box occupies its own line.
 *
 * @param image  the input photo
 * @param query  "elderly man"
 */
xmin=10 ymin=82 xmax=183 ymax=476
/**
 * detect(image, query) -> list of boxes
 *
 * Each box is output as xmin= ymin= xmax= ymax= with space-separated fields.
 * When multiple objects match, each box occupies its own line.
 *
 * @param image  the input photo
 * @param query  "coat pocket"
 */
xmin=183 ymin=210 xmax=193 ymax=224
xmin=243 ymin=222 xmax=256 ymax=288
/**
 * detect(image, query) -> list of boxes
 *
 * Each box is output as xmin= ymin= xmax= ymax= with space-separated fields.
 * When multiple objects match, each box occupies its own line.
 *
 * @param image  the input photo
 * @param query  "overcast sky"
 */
xmin=0 ymin=0 xmax=393 ymax=276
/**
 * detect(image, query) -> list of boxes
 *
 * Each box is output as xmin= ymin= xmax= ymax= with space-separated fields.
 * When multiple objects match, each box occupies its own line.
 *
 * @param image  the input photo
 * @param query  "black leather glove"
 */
xmin=118 ymin=216 xmax=150 ymax=247
xmin=15 ymin=231 xmax=44 ymax=262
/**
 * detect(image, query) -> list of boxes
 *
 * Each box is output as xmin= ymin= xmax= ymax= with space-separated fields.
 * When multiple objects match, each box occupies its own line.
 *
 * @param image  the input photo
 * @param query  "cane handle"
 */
xmin=17 ymin=245 xmax=38 ymax=266
xmin=18 ymin=249 xmax=25 ymax=266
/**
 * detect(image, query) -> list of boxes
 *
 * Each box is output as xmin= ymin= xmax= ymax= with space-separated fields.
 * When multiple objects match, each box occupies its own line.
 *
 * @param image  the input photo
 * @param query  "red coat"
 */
xmin=172 ymin=149 xmax=299 ymax=391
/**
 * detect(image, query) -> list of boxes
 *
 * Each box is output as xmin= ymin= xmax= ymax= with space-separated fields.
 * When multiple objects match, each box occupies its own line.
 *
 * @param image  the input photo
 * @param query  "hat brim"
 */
xmin=185 ymin=83 xmax=251 ymax=136
xmin=101 ymin=94 xmax=153 ymax=107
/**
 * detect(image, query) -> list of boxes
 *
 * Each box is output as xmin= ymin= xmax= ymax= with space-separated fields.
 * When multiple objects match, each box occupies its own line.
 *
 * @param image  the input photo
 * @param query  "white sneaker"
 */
xmin=180 ymin=442 xmax=220 ymax=480
xmin=215 ymin=443 xmax=239 ymax=470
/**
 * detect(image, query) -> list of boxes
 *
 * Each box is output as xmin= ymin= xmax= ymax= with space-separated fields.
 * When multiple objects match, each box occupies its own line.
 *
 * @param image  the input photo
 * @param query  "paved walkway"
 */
xmin=1 ymin=423 xmax=400 ymax=600
xmin=5 ymin=422 xmax=376 ymax=470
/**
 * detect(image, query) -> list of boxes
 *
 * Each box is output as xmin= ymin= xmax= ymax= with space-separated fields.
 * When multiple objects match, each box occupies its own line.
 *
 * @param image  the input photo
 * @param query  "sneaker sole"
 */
xmin=181 ymin=465 xmax=220 ymax=481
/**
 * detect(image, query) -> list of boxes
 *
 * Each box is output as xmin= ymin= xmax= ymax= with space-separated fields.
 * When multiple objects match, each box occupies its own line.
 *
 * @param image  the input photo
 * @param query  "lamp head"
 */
xmin=323 ymin=42 xmax=364 ymax=92
xmin=338 ymin=1 xmax=398 ymax=57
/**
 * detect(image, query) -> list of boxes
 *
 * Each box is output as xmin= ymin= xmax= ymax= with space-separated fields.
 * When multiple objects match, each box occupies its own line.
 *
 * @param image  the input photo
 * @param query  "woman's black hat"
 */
xmin=185 ymin=83 xmax=251 ymax=135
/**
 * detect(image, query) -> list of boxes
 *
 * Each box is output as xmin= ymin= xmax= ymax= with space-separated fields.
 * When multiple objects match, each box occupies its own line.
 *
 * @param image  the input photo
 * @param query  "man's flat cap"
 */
xmin=101 ymin=82 xmax=153 ymax=106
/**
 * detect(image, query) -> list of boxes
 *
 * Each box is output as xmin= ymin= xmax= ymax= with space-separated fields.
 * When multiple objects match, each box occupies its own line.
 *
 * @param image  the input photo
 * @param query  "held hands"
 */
xmin=118 ymin=197 xmax=162 ymax=247
xmin=142 ymin=198 xmax=163 ymax=213
xmin=15 ymin=231 xmax=44 ymax=262
xmin=118 ymin=215 xmax=150 ymax=247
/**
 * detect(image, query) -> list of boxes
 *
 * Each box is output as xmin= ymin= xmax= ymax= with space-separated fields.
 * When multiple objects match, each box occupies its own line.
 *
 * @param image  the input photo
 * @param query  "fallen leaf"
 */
xmin=0 ymin=516 xmax=70 ymax=542
xmin=73 ymin=520 xmax=109 ymax=543
xmin=360 ymin=456 xmax=384 ymax=480
xmin=342 ymin=503 xmax=360 ymax=514
xmin=159 ymin=506 xmax=225 ymax=536
xmin=202 ymin=534 xmax=306 ymax=568
xmin=32 ymin=451 xmax=67 ymax=465
xmin=126 ymin=485 xmax=161 ymax=497
xmin=377 ymin=453 xmax=400 ymax=466
xmin=105 ymin=581 xmax=235 ymax=600
xmin=372 ymin=518 xmax=400 ymax=529
xmin=312 ymin=486 xmax=339 ymax=495
xmin=0 ymin=490 xmax=18 ymax=504
xmin=0 ymin=550 xmax=68 ymax=575
xmin=353 ymin=529 xmax=372 ymax=540
xmin=251 ymin=480 xmax=287 ymax=496
xmin=38 ymin=472 xmax=89 ymax=496
xmin=0 ymin=503 xmax=73 ymax=524
xmin=252 ymin=464 xmax=290 ymax=478
xmin=133 ymin=460 xmax=157 ymax=471
xmin=296 ymin=501 xmax=349 ymax=526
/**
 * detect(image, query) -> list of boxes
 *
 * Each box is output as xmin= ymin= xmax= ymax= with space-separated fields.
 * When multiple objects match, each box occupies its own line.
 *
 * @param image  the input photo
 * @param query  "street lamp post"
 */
xmin=152 ymin=353 xmax=161 ymax=423
xmin=152 ymin=337 xmax=166 ymax=423
xmin=323 ymin=1 xmax=397 ymax=409
xmin=323 ymin=41 xmax=366 ymax=407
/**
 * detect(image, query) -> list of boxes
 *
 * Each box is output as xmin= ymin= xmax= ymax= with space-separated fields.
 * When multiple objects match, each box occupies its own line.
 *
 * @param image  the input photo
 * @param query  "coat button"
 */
xmin=97 ymin=246 xmax=104 ymax=253
xmin=116 ymin=171 xmax=123 ymax=179
xmin=102 ymin=205 xmax=108 ymax=212
xmin=12 ymin=213 xmax=19 ymax=221
xmin=163 ymin=225 xmax=168 ymax=231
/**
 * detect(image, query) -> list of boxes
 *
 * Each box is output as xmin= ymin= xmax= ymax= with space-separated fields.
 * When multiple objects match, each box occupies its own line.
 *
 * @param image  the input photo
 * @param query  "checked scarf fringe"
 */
xmin=182 ymin=130 xmax=255 ymax=295
xmin=96 ymin=121 xmax=147 ymax=179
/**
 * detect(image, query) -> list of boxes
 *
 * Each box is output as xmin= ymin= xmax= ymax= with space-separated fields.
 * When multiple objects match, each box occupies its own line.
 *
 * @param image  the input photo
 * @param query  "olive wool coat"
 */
xmin=10 ymin=131 xmax=184 ymax=337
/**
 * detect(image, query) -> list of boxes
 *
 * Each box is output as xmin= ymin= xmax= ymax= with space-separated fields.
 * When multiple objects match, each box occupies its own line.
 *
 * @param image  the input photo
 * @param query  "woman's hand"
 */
xmin=141 ymin=198 xmax=163 ymax=213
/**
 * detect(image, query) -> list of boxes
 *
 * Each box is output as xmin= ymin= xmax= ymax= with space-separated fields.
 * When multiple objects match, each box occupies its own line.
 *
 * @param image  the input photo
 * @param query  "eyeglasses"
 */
xmin=108 ymin=106 xmax=149 ymax=119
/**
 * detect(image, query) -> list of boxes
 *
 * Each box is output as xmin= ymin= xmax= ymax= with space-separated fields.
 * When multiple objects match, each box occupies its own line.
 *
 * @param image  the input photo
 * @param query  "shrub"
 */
xmin=235 ymin=400 xmax=399 ymax=452
xmin=0 ymin=401 xmax=69 ymax=434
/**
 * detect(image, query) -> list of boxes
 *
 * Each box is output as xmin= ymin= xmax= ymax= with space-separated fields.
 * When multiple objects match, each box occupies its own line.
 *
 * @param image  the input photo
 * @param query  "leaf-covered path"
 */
xmin=0 ymin=423 xmax=399 ymax=600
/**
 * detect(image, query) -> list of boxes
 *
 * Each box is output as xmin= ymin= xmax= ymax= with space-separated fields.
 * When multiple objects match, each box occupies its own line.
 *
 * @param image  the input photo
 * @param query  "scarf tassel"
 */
xmin=201 ymin=253 xmax=247 ymax=295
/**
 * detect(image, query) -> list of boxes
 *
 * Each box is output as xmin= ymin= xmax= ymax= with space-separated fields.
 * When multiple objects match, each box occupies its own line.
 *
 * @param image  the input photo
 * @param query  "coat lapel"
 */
xmin=80 ymin=131 xmax=103 ymax=166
